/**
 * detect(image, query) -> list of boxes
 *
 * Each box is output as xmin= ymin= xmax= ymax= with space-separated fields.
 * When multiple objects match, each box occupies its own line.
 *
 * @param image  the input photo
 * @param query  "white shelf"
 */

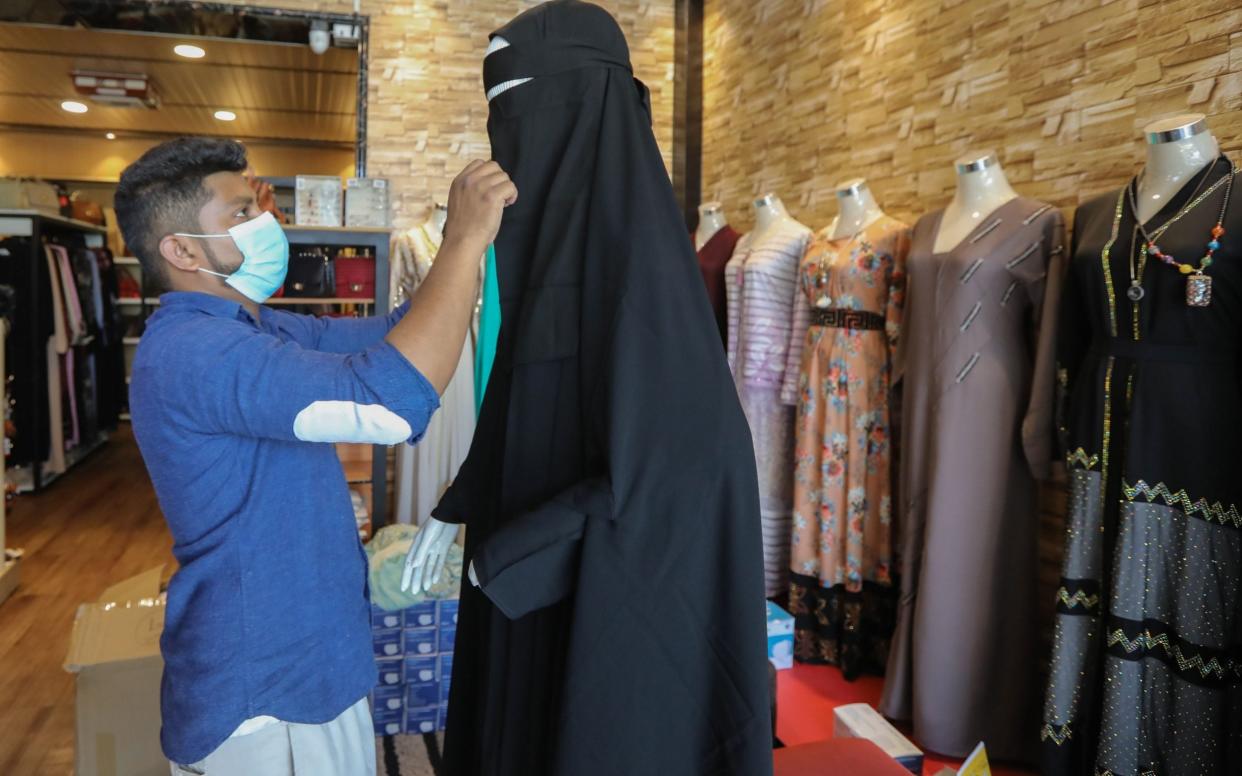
xmin=114 ymin=257 xmax=141 ymax=266
xmin=122 ymin=337 xmax=141 ymax=345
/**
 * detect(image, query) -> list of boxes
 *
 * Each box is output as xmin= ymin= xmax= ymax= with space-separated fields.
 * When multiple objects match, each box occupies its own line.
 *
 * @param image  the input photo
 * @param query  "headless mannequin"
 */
xmin=933 ymin=152 xmax=1020 ymax=254
xmin=1134 ymin=114 xmax=1221 ymax=224
xmin=696 ymin=202 xmax=729 ymax=250
xmin=751 ymin=193 xmax=802 ymax=242
xmin=405 ymin=37 xmax=525 ymax=594
xmin=830 ymin=179 xmax=887 ymax=239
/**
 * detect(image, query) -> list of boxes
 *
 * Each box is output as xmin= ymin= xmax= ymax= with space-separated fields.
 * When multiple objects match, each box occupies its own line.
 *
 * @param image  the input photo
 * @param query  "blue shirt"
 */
xmin=129 ymin=292 xmax=438 ymax=764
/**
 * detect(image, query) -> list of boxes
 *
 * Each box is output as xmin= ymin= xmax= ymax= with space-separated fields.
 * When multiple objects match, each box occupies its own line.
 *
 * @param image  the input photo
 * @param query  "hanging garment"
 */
xmin=390 ymin=227 xmax=476 ymax=527
xmin=474 ymin=244 xmax=500 ymax=417
xmin=390 ymin=223 xmax=438 ymax=312
xmin=878 ymin=199 xmax=1063 ymax=761
xmin=726 ymin=220 xmax=810 ymax=598
xmin=697 ymin=224 xmax=741 ymax=344
xmin=433 ymin=3 xmax=772 ymax=774
xmin=1042 ymin=158 xmax=1242 ymax=775
xmin=780 ymin=216 xmax=908 ymax=677
xmin=0 ymin=236 xmax=55 ymax=466
xmin=43 ymin=245 xmax=68 ymax=473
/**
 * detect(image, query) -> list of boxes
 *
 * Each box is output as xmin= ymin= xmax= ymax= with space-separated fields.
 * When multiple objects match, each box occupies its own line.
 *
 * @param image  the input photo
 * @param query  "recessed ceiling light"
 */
xmin=61 ymin=100 xmax=88 ymax=114
xmin=105 ymin=132 xmax=116 ymax=140
xmin=214 ymin=110 xmax=237 ymax=122
xmin=175 ymin=44 xmax=206 ymax=59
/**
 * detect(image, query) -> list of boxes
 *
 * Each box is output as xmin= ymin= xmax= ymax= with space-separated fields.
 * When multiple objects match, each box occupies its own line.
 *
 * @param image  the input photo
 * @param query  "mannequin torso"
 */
xmin=696 ymin=202 xmax=729 ymax=250
xmin=830 ymin=179 xmax=887 ymax=239
xmin=1134 ymin=114 xmax=1221 ymax=224
xmin=933 ymin=152 xmax=1019 ymax=254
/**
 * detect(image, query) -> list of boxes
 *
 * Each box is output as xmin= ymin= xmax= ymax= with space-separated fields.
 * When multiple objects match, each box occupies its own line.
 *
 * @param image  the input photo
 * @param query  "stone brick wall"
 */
xmin=702 ymin=0 xmax=1242 ymax=230
xmin=702 ymin=0 xmax=1242 ymax=657
xmin=220 ymin=0 xmax=675 ymax=230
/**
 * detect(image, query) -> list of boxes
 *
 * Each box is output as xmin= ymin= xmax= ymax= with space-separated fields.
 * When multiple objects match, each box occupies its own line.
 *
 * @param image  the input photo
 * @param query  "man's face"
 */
xmin=192 ymin=170 xmax=262 ymax=274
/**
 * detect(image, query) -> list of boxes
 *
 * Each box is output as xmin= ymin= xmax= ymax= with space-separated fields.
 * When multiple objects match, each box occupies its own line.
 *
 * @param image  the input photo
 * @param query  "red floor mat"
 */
xmin=775 ymin=663 xmax=1036 ymax=776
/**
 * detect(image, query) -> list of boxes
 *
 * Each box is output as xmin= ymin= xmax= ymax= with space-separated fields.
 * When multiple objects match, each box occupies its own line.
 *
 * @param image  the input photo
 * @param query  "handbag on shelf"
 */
xmin=334 ymin=250 xmax=376 ymax=300
xmin=284 ymin=247 xmax=334 ymax=297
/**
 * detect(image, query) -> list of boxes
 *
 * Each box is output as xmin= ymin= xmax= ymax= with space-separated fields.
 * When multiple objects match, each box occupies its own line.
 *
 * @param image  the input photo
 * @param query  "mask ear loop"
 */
xmin=171 ymin=233 xmax=232 ymax=278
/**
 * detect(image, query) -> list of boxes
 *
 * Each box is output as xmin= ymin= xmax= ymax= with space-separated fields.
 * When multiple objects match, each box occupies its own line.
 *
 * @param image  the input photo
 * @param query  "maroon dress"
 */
xmin=696 ymin=225 xmax=741 ymax=344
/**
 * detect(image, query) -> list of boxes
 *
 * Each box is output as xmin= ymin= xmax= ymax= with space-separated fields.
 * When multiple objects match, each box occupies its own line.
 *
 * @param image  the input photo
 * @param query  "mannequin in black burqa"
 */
xmin=403 ymin=2 xmax=773 ymax=775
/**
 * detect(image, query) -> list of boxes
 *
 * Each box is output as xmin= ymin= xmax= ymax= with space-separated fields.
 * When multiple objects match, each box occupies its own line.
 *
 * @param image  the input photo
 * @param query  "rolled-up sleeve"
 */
xmin=153 ymin=317 xmax=438 ymax=446
xmin=267 ymin=301 xmax=410 ymax=355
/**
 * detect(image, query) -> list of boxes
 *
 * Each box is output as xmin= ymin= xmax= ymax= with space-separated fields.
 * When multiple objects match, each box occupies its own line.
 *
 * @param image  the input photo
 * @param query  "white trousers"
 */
xmin=170 ymin=697 xmax=375 ymax=776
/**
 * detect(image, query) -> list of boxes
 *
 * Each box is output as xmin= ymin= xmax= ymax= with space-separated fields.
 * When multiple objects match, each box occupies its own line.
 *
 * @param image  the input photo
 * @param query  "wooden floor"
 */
xmin=0 ymin=427 xmax=174 ymax=775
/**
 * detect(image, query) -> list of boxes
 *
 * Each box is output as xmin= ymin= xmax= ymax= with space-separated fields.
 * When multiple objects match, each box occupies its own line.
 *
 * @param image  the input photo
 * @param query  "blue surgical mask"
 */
xmin=176 ymin=211 xmax=289 ymax=302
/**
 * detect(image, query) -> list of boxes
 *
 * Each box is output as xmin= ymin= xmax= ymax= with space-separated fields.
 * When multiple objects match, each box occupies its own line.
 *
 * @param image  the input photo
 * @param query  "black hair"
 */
xmin=113 ymin=137 xmax=248 ymax=290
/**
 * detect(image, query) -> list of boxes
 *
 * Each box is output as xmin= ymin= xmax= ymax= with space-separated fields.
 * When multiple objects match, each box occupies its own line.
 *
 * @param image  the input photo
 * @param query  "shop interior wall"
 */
xmin=701 ymin=0 xmax=1242 ymax=654
xmin=217 ymin=0 xmax=676 ymax=232
xmin=0 ymin=129 xmax=355 ymax=187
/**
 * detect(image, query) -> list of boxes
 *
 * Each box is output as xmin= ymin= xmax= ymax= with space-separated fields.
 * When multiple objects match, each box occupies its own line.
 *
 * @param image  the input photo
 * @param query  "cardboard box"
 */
xmin=766 ymin=600 xmax=794 ymax=670
xmin=833 ymin=703 xmax=923 ymax=775
xmin=65 ymin=566 xmax=166 ymax=776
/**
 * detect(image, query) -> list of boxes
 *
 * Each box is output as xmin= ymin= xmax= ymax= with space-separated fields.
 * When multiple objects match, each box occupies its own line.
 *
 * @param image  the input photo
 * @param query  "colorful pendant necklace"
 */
xmin=1126 ymin=157 xmax=1235 ymax=307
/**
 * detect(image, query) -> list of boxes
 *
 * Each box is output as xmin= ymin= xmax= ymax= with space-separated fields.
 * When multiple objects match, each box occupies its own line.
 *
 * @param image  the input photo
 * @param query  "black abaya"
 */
xmin=433 ymin=3 xmax=773 ymax=775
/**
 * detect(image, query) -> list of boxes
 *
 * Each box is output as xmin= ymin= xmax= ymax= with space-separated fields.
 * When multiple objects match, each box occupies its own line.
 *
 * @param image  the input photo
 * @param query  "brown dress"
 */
xmin=782 ymin=216 xmax=909 ymax=677
xmin=880 ymin=197 xmax=1065 ymax=762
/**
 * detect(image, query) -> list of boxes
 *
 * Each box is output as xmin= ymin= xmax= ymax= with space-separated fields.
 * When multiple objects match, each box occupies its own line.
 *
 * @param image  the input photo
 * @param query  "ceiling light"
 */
xmin=175 ymin=44 xmax=206 ymax=59
xmin=214 ymin=110 xmax=237 ymax=122
xmin=61 ymin=100 xmax=88 ymax=114
xmin=106 ymin=132 xmax=116 ymax=140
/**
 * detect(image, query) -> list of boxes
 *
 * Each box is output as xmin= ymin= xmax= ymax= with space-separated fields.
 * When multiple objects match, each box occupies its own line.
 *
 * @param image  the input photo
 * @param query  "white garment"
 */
xmin=391 ymin=225 xmax=477 ymax=526
xmin=170 ymin=696 xmax=374 ymax=776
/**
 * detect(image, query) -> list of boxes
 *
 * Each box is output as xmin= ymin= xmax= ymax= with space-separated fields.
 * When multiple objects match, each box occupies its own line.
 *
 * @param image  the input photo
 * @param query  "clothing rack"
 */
xmin=0 ymin=210 xmax=117 ymax=492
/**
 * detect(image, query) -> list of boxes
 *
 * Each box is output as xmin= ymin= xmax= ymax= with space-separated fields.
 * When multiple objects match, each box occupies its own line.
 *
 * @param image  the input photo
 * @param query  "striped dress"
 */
xmin=725 ymin=218 xmax=811 ymax=598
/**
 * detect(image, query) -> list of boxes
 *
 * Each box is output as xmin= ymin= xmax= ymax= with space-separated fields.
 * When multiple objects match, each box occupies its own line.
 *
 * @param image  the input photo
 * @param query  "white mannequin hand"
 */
xmin=400 ymin=518 xmax=460 ymax=594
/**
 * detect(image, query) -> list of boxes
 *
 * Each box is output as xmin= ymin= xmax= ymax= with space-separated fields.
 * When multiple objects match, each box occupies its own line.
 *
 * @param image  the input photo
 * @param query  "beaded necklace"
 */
xmin=1123 ymin=157 xmax=1236 ymax=307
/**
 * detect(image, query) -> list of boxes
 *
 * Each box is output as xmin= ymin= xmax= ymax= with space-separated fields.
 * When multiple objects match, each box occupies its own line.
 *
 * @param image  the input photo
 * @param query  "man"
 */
xmin=115 ymin=137 xmax=515 ymax=775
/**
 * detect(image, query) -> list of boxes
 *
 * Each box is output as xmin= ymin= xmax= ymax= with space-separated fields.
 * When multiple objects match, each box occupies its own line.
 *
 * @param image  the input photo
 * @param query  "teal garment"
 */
xmin=474 ymin=244 xmax=500 ymax=418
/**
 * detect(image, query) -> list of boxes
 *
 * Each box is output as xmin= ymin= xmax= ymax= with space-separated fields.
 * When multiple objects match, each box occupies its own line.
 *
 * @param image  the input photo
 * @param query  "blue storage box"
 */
xmin=403 ymin=601 xmax=437 ymax=629
xmin=373 ymin=629 xmax=402 ymax=659
xmin=371 ymin=604 xmax=403 ymax=631
xmin=405 ymin=704 xmax=439 ymax=735
xmin=403 ymin=627 xmax=437 ymax=657
xmin=373 ymin=684 xmax=404 ymax=714
xmin=438 ymin=626 xmax=457 ymax=654
xmin=405 ymin=655 xmax=437 ymax=685
xmin=376 ymin=657 xmax=403 ymax=686
xmin=438 ymin=599 xmax=459 ymax=626
xmin=766 ymin=601 xmax=794 ymax=670
xmin=372 ymin=700 xmax=404 ymax=736
xmin=370 ymin=595 xmax=460 ymax=736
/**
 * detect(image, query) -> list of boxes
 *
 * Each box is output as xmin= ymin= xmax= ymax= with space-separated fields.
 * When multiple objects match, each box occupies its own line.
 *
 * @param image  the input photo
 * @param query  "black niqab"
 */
xmin=434 ymin=3 xmax=773 ymax=774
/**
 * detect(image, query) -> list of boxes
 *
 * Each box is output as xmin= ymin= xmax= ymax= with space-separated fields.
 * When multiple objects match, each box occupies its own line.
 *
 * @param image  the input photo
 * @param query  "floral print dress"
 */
xmin=780 ymin=215 xmax=909 ymax=678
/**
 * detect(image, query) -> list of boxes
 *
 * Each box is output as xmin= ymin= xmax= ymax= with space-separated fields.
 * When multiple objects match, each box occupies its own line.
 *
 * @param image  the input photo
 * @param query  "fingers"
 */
xmin=430 ymin=547 xmax=450 ymax=590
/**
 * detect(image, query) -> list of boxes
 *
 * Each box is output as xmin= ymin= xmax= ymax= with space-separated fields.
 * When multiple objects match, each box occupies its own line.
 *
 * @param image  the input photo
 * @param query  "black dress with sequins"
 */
xmin=1042 ymin=157 xmax=1242 ymax=775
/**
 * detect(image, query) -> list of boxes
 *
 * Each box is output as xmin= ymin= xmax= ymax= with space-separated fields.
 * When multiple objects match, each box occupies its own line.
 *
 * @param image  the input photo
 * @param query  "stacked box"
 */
xmin=369 ymin=598 xmax=458 ymax=736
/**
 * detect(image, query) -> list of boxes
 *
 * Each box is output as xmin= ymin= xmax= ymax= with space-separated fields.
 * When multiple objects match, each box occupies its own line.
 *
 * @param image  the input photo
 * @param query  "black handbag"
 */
xmin=284 ymin=246 xmax=334 ymax=297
